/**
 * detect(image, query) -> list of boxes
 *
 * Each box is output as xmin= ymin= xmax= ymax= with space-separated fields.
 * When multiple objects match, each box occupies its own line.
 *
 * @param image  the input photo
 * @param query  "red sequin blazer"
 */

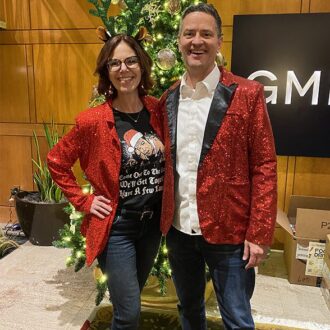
xmin=47 ymin=96 xmax=161 ymax=266
xmin=159 ymin=68 xmax=277 ymax=246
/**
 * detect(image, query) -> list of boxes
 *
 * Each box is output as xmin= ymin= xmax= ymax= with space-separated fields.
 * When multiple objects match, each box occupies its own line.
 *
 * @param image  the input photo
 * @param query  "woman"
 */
xmin=47 ymin=33 xmax=164 ymax=329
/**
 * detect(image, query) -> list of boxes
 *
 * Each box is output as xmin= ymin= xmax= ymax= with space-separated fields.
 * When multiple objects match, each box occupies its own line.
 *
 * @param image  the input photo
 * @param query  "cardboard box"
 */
xmin=320 ymin=276 xmax=330 ymax=311
xmin=325 ymin=234 xmax=330 ymax=266
xmin=276 ymin=195 xmax=330 ymax=286
xmin=323 ymin=262 xmax=330 ymax=282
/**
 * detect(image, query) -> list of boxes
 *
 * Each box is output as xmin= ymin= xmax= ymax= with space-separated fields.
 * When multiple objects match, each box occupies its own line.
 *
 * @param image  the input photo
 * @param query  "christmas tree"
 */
xmin=54 ymin=0 xmax=209 ymax=305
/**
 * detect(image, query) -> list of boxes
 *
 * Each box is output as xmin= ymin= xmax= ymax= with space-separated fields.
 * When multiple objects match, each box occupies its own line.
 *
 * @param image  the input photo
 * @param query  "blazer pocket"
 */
xmin=225 ymin=181 xmax=250 ymax=221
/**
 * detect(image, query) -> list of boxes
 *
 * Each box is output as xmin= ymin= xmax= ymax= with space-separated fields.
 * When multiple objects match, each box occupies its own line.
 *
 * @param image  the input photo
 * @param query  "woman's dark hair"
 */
xmin=95 ymin=34 xmax=153 ymax=99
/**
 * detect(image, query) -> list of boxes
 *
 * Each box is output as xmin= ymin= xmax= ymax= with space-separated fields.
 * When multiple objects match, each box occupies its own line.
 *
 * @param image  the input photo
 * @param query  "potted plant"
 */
xmin=13 ymin=122 xmax=70 ymax=246
xmin=0 ymin=228 xmax=19 ymax=259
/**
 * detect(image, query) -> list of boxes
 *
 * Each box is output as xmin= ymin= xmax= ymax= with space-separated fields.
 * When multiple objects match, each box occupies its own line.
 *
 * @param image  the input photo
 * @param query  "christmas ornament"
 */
xmin=118 ymin=0 xmax=127 ymax=10
xmin=157 ymin=49 xmax=176 ymax=70
xmin=142 ymin=2 xmax=162 ymax=27
xmin=168 ymin=0 xmax=181 ymax=15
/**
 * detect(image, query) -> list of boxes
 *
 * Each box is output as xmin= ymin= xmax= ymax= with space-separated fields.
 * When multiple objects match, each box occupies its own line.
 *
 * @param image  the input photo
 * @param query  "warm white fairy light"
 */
xmin=82 ymin=186 xmax=90 ymax=194
xmin=76 ymin=251 xmax=83 ymax=258
xmin=100 ymin=274 xmax=108 ymax=283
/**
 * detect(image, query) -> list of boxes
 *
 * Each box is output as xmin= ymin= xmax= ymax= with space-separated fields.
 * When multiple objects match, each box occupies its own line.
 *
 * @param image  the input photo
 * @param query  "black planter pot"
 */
xmin=14 ymin=191 xmax=69 ymax=246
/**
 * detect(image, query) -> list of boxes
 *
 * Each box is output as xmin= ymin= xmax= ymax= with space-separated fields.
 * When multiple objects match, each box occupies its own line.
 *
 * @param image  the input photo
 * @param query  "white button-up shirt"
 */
xmin=173 ymin=65 xmax=220 ymax=235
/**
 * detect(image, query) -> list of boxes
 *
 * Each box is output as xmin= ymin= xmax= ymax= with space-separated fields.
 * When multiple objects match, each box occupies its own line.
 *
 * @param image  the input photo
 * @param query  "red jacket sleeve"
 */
xmin=245 ymin=84 xmax=277 ymax=246
xmin=47 ymin=124 xmax=94 ymax=214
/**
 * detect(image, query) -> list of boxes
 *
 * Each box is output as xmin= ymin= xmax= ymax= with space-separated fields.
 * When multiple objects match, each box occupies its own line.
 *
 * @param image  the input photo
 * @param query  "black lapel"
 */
xmin=166 ymin=84 xmax=180 ymax=168
xmin=199 ymin=82 xmax=238 ymax=166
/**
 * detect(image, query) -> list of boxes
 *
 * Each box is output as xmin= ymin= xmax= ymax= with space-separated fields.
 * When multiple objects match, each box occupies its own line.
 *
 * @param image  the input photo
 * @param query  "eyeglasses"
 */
xmin=107 ymin=56 xmax=140 ymax=72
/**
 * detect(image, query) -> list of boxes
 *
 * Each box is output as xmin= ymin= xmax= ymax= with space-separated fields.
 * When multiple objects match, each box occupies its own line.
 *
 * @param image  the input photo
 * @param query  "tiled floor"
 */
xmin=0 ymin=242 xmax=329 ymax=330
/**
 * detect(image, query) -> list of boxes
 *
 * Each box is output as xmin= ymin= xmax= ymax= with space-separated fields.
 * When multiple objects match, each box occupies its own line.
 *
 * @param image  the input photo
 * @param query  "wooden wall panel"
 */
xmin=221 ymin=42 xmax=232 ymax=70
xmin=30 ymin=0 xmax=120 ymax=29
xmin=301 ymin=0 xmax=311 ymax=12
xmin=0 ymin=0 xmax=30 ymax=30
xmin=0 ymin=45 xmax=30 ymax=122
xmin=310 ymin=0 xmax=330 ymax=12
xmin=210 ymin=0 xmax=301 ymax=25
xmin=277 ymin=156 xmax=288 ymax=210
xmin=33 ymin=43 xmax=102 ymax=124
xmin=293 ymin=157 xmax=330 ymax=197
xmin=0 ymin=29 xmax=103 ymax=45
xmin=0 ymin=136 xmax=33 ymax=206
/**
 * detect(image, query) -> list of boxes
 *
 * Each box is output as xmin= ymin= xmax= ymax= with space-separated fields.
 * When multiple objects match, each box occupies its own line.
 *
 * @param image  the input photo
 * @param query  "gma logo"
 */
xmin=248 ymin=70 xmax=330 ymax=105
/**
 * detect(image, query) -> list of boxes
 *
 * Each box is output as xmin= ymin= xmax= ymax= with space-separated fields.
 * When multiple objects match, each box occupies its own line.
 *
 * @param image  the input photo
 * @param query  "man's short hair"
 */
xmin=179 ymin=3 xmax=222 ymax=38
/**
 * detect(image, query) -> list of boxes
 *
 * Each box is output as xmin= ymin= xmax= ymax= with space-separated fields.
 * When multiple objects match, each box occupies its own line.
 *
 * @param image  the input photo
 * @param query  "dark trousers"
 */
xmin=167 ymin=226 xmax=255 ymax=330
xmin=98 ymin=206 xmax=161 ymax=330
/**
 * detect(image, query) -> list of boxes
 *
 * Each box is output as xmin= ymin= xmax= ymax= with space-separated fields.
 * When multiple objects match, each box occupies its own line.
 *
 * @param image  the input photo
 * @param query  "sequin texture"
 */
xmin=47 ymin=96 xmax=161 ymax=266
xmin=160 ymin=68 xmax=277 ymax=246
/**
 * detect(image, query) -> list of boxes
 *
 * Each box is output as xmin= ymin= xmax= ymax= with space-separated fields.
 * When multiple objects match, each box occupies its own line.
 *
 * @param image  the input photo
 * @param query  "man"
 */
xmin=159 ymin=3 xmax=277 ymax=330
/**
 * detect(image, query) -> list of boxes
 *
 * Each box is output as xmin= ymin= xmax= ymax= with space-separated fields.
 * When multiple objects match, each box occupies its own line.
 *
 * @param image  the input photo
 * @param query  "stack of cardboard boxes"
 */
xmin=321 ymin=234 xmax=330 ymax=310
xmin=277 ymin=195 xmax=330 ymax=310
xmin=276 ymin=195 xmax=330 ymax=286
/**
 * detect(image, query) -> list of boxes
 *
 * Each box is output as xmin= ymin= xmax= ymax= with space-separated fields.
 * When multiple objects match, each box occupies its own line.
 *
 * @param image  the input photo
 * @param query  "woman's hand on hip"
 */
xmin=90 ymin=195 xmax=112 ymax=219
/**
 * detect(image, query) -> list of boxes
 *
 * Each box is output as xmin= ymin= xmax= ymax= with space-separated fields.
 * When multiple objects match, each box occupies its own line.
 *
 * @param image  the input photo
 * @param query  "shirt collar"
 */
xmin=180 ymin=65 xmax=220 ymax=98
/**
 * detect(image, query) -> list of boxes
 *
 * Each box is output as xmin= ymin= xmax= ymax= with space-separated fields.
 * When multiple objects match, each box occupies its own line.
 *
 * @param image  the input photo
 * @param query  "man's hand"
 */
xmin=90 ymin=195 xmax=112 ymax=219
xmin=243 ymin=240 xmax=269 ymax=269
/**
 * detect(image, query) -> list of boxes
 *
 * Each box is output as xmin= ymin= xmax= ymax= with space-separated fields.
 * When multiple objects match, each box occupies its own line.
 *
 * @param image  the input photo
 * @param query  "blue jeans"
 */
xmin=97 ymin=206 xmax=161 ymax=330
xmin=167 ymin=226 xmax=255 ymax=330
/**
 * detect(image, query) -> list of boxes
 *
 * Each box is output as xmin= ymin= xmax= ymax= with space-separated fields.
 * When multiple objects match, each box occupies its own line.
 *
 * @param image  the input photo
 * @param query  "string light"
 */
xmin=76 ymin=251 xmax=83 ymax=258
xmin=99 ymin=274 xmax=108 ymax=283
xmin=82 ymin=186 xmax=90 ymax=194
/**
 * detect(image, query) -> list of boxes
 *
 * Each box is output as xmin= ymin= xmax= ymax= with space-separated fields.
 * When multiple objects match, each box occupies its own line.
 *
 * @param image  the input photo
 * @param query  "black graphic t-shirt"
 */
xmin=113 ymin=108 xmax=165 ymax=210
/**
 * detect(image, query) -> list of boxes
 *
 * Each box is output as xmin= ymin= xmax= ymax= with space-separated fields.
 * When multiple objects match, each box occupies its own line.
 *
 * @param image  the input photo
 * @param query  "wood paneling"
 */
xmin=30 ymin=0 xmax=120 ymax=29
xmin=277 ymin=156 xmax=288 ymax=210
xmin=0 ymin=206 xmax=18 ymax=224
xmin=301 ymin=0 xmax=311 ymax=13
xmin=293 ymin=157 xmax=330 ymax=197
xmin=310 ymin=0 xmax=330 ymax=12
xmin=0 ymin=45 xmax=30 ymax=122
xmin=221 ymin=42 xmax=232 ymax=71
xmin=210 ymin=0 xmax=302 ymax=26
xmin=33 ymin=43 xmax=101 ymax=124
xmin=0 ymin=29 xmax=103 ymax=45
xmin=0 ymin=0 xmax=30 ymax=30
xmin=285 ymin=157 xmax=296 ymax=211
xmin=0 ymin=123 xmax=72 ymax=136
xmin=0 ymin=136 xmax=34 ymax=206
xmin=222 ymin=27 xmax=233 ymax=43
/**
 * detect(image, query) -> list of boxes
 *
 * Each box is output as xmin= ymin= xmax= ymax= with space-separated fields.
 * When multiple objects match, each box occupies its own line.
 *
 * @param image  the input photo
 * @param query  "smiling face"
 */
xmin=178 ymin=12 xmax=222 ymax=82
xmin=108 ymin=41 xmax=142 ymax=97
